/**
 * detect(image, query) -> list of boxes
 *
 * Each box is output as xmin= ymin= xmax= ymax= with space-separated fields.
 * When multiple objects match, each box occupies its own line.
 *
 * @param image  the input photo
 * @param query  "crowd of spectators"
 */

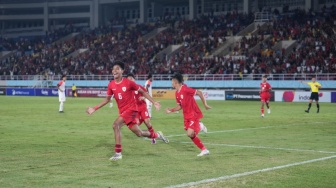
xmin=159 ymin=8 xmax=336 ymax=75
xmin=1 ymin=8 xmax=336 ymax=78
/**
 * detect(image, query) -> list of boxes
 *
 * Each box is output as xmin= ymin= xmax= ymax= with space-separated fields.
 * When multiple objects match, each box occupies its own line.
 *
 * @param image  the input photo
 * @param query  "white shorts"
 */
xmin=59 ymin=92 xmax=66 ymax=102
xmin=145 ymin=99 xmax=152 ymax=107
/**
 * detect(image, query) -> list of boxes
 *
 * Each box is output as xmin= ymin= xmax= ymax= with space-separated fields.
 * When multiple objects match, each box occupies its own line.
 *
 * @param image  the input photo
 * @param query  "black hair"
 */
xmin=147 ymin=73 xmax=152 ymax=79
xmin=113 ymin=61 xmax=125 ymax=70
xmin=127 ymin=73 xmax=135 ymax=79
xmin=262 ymin=75 xmax=267 ymax=78
xmin=172 ymin=73 xmax=184 ymax=83
xmin=61 ymin=75 xmax=66 ymax=79
xmin=312 ymin=76 xmax=316 ymax=79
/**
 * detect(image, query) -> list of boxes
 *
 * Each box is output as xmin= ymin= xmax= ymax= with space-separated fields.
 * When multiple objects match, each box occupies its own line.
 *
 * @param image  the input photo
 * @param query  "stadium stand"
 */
xmin=1 ymin=2 xmax=336 ymax=78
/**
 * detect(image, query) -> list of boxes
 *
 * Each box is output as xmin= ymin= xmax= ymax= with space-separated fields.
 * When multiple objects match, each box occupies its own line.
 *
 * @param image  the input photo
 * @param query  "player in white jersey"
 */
xmin=57 ymin=75 xmax=67 ymax=113
xmin=144 ymin=73 xmax=153 ymax=118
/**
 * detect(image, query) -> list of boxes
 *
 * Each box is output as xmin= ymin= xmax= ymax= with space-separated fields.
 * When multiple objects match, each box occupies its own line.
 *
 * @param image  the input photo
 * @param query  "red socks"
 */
xmin=150 ymin=132 xmax=158 ymax=139
xmin=115 ymin=144 xmax=122 ymax=153
xmin=191 ymin=136 xmax=206 ymax=150
xmin=148 ymin=126 xmax=158 ymax=139
xmin=148 ymin=126 xmax=154 ymax=134
xmin=261 ymin=108 xmax=264 ymax=114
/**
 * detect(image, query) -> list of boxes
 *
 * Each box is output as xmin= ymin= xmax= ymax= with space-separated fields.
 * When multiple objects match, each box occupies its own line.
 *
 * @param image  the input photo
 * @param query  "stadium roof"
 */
xmin=0 ymin=0 xmax=199 ymax=5
xmin=0 ymin=0 xmax=88 ymax=4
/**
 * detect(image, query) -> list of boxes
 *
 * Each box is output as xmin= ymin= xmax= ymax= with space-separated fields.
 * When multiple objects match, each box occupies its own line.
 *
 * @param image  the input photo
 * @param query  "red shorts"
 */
xmin=120 ymin=109 xmax=139 ymax=128
xmin=260 ymin=93 xmax=270 ymax=103
xmin=184 ymin=119 xmax=201 ymax=135
xmin=137 ymin=107 xmax=150 ymax=125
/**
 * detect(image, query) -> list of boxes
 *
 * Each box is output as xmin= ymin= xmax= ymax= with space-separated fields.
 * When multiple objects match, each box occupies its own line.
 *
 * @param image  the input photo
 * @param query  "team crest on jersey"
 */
xmin=180 ymin=94 xmax=184 ymax=99
xmin=122 ymin=87 xmax=126 ymax=92
xmin=135 ymin=91 xmax=138 ymax=94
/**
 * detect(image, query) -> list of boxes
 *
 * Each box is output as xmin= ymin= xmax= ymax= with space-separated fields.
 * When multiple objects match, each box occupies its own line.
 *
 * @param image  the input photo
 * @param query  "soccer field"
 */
xmin=0 ymin=96 xmax=335 ymax=188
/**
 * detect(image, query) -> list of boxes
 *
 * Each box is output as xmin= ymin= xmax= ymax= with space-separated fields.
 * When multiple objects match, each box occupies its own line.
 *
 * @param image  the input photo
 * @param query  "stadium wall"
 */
xmin=3 ymin=80 xmax=336 ymax=89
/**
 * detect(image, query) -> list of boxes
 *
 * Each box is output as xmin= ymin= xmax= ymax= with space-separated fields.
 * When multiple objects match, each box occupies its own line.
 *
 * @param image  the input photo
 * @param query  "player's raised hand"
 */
xmin=153 ymin=101 xmax=161 ymax=110
xmin=86 ymin=107 xmax=96 ymax=115
xmin=204 ymin=104 xmax=212 ymax=110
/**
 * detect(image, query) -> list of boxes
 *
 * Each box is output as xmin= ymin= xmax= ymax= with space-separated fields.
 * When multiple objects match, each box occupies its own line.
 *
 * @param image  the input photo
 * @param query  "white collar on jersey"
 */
xmin=115 ymin=78 xmax=124 ymax=84
xmin=178 ymin=84 xmax=184 ymax=92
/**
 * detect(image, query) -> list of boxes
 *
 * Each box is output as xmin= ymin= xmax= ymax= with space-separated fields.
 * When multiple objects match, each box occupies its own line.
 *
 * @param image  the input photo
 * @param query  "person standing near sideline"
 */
xmin=57 ymin=75 xmax=66 ymax=113
xmin=260 ymin=75 xmax=272 ymax=118
xmin=144 ymin=73 xmax=153 ymax=118
xmin=72 ymin=83 xmax=77 ymax=97
xmin=301 ymin=76 xmax=322 ymax=113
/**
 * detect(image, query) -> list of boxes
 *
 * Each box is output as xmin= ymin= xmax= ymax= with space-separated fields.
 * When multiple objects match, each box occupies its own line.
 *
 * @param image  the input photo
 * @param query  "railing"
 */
xmin=1 ymin=74 xmax=336 ymax=81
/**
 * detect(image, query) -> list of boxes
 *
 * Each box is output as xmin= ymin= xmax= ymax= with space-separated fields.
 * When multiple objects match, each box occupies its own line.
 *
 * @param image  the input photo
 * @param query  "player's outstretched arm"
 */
xmin=86 ymin=95 xmax=112 ymax=115
xmin=165 ymin=105 xmax=182 ymax=114
xmin=196 ymin=90 xmax=211 ymax=110
xmin=138 ymin=88 xmax=160 ymax=110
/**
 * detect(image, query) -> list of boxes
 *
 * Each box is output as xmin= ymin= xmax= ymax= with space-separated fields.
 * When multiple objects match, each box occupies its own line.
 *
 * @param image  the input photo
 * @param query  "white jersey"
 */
xmin=145 ymin=79 xmax=152 ymax=97
xmin=144 ymin=79 xmax=152 ymax=117
xmin=58 ymin=80 xmax=66 ymax=102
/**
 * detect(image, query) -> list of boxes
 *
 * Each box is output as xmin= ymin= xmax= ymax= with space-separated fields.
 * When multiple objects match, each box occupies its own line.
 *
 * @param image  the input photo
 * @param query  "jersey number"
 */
xmin=118 ymin=93 xmax=122 ymax=99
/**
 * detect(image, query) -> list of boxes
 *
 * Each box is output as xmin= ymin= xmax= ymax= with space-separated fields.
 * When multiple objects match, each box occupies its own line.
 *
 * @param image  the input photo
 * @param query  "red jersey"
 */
xmin=260 ymin=82 xmax=271 ymax=94
xmin=107 ymin=78 xmax=140 ymax=114
xmin=57 ymin=80 xmax=65 ymax=91
xmin=176 ymin=84 xmax=203 ymax=120
xmin=134 ymin=85 xmax=147 ymax=110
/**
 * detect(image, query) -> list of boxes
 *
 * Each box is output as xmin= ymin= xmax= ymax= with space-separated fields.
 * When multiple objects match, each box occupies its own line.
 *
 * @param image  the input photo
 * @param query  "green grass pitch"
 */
xmin=0 ymin=96 xmax=335 ymax=188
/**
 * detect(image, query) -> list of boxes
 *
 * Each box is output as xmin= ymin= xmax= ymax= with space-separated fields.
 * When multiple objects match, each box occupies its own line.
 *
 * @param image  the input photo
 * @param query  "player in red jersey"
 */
xmin=127 ymin=73 xmax=162 ymax=144
xmin=86 ymin=62 xmax=168 ymax=161
xmin=260 ymin=75 xmax=272 ymax=118
xmin=165 ymin=73 xmax=211 ymax=157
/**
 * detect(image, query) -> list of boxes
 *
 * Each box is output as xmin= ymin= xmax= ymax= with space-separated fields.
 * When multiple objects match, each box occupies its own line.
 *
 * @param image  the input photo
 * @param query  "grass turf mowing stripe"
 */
xmin=166 ymin=155 xmax=336 ymax=188
xmin=177 ymin=141 xmax=336 ymax=154
xmin=165 ymin=121 xmax=332 ymax=138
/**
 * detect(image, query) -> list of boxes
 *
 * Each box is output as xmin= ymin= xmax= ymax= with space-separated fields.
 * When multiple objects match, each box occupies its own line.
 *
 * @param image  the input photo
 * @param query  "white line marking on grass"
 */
xmin=165 ymin=121 xmax=331 ymax=138
xmin=177 ymin=141 xmax=336 ymax=154
xmin=166 ymin=155 xmax=336 ymax=188
xmin=165 ymin=126 xmax=275 ymax=138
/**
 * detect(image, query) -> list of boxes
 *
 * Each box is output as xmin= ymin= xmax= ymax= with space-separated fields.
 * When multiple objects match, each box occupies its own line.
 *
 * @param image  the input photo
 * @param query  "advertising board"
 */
xmin=6 ymin=88 xmax=35 ymax=96
xmin=0 ymin=88 xmax=6 ymax=95
xmin=152 ymin=89 xmax=175 ymax=99
xmin=275 ymin=91 xmax=331 ymax=102
xmin=195 ymin=90 xmax=225 ymax=100
xmin=75 ymin=89 xmax=107 ymax=97
xmin=35 ymin=88 xmax=59 ymax=96
xmin=225 ymin=91 xmax=275 ymax=101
